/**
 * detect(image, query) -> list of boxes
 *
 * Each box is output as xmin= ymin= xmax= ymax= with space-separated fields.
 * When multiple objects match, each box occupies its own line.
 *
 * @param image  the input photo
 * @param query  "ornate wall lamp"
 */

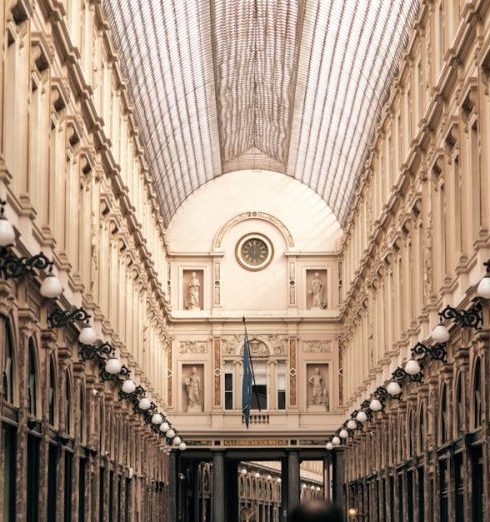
xmin=411 ymin=341 xmax=447 ymax=363
xmin=432 ymin=258 xmax=490 ymax=341
xmin=0 ymin=200 xmax=64 ymax=298
xmin=47 ymin=307 xmax=91 ymax=329
xmin=1 ymin=201 xmax=187 ymax=450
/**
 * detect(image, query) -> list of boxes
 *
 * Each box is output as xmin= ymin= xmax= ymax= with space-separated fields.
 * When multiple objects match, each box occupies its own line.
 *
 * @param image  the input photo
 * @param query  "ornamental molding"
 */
xmin=213 ymin=211 xmax=295 ymax=250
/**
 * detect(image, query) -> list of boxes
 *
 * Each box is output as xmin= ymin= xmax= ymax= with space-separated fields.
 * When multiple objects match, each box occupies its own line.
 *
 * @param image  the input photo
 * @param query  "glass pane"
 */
xmin=225 ymin=373 xmax=233 ymax=391
xmin=251 ymin=384 xmax=267 ymax=410
xmin=277 ymin=391 xmax=286 ymax=410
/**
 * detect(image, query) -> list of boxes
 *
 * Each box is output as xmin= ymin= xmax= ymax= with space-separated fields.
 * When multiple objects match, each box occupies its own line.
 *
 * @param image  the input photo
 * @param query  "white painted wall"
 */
xmin=166 ymin=170 xmax=343 ymax=253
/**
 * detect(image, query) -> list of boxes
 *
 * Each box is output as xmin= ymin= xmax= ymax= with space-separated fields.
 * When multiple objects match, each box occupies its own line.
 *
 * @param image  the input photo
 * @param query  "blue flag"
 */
xmin=242 ymin=333 xmax=253 ymax=428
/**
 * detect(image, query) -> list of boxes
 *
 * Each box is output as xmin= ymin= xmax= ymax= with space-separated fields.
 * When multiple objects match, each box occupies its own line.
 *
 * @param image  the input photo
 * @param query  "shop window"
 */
xmin=439 ymin=459 xmax=449 ymax=522
xmin=47 ymin=444 xmax=58 ymax=521
xmin=64 ymin=451 xmax=73 ymax=521
xmin=470 ymin=446 xmax=484 ymax=522
xmin=2 ymin=425 xmax=16 ymax=521
xmin=2 ymin=319 xmax=15 ymax=404
xmin=454 ymin=453 xmax=464 ymax=521
xmin=79 ymin=457 xmax=86 ymax=522
xmin=472 ymin=358 xmax=482 ymax=429
xmin=26 ymin=434 xmax=40 ymax=521
xmin=27 ymin=338 xmax=38 ymax=416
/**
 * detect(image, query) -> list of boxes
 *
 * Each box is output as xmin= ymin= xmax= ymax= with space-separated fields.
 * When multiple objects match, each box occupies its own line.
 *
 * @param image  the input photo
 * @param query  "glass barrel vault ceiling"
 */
xmin=105 ymin=0 xmax=419 ymax=227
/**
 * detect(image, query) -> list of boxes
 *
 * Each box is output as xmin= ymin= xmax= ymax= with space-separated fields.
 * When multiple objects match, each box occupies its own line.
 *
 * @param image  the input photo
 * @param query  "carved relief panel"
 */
xmin=183 ymin=269 xmax=204 ymax=310
xmin=306 ymin=269 xmax=328 ymax=309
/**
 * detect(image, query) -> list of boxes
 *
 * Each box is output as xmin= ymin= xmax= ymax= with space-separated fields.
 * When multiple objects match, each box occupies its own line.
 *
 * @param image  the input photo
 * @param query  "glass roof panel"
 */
xmin=105 ymin=0 xmax=419 ymax=226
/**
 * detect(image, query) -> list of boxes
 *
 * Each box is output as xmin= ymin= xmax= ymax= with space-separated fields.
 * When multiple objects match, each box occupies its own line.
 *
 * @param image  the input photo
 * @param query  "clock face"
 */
xmin=241 ymin=238 xmax=268 ymax=266
xmin=236 ymin=234 xmax=273 ymax=271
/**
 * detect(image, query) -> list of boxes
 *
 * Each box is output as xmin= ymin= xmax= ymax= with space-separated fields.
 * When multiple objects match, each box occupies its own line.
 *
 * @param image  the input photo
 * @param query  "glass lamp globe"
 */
xmin=267 ymin=475 xmax=272 ymax=481
xmin=78 ymin=325 xmax=98 ymax=346
xmin=476 ymin=275 xmax=490 ymax=299
xmin=356 ymin=411 xmax=368 ymax=423
xmin=432 ymin=323 xmax=450 ymax=343
xmin=138 ymin=398 xmax=151 ymax=410
xmin=151 ymin=413 xmax=163 ymax=425
xmin=316 ymin=486 xmax=321 ymax=492
xmin=347 ymin=420 xmax=357 ymax=430
xmin=0 ymin=215 xmax=15 ymax=246
xmin=386 ymin=381 xmax=402 ymax=396
xmin=40 ymin=274 xmax=63 ymax=299
xmin=277 ymin=478 xmax=282 ymax=483
xmin=339 ymin=429 xmax=349 ymax=439
xmin=405 ymin=359 xmax=421 ymax=375
xmin=159 ymin=422 xmax=170 ymax=433
xmin=173 ymin=436 xmax=182 ymax=446
xmin=241 ymin=468 xmax=247 ymax=475
xmin=179 ymin=442 xmax=187 ymax=451
xmin=122 ymin=380 xmax=136 ymax=394
xmin=105 ymin=357 xmax=122 ymax=375
xmin=369 ymin=399 xmax=383 ymax=412
xmin=332 ymin=436 xmax=341 ymax=446
xmin=310 ymin=485 xmax=315 ymax=490
xmin=166 ymin=428 xmax=176 ymax=439
xmin=255 ymin=472 xmax=261 ymax=479
xmin=326 ymin=442 xmax=334 ymax=450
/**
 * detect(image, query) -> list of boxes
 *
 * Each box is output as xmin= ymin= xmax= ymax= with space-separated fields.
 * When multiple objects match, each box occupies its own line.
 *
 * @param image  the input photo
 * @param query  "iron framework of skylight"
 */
xmin=105 ymin=0 xmax=419 ymax=226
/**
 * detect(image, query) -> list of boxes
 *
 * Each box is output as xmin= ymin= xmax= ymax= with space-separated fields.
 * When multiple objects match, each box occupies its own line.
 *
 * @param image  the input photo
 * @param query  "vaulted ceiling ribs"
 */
xmin=105 ymin=0 xmax=419 ymax=226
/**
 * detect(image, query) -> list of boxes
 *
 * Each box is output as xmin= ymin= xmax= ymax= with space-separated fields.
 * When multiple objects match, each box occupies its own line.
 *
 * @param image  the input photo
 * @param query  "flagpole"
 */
xmin=242 ymin=316 xmax=262 ymax=413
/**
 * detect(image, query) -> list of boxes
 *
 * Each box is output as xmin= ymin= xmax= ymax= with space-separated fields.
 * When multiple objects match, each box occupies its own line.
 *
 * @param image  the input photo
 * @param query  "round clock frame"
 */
xmin=235 ymin=233 xmax=274 ymax=271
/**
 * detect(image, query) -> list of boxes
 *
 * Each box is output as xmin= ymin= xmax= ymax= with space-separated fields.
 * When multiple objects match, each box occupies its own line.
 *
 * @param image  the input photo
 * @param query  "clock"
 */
xmin=236 ymin=234 xmax=274 ymax=271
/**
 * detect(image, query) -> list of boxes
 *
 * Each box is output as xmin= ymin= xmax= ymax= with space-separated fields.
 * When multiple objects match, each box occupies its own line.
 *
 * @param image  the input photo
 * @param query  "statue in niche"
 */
xmin=184 ymin=366 xmax=202 ymax=412
xmin=309 ymin=368 xmax=327 ymax=407
xmin=187 ymin=272 xmax=200 ymax=310
xmin=308 ymin=273 xmax=325 ymax=309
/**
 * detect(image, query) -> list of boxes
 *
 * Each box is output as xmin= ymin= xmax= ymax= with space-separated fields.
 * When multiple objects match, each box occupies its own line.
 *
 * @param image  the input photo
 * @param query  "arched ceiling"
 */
xmin=105 ymin=0 xmax=419 ymax=227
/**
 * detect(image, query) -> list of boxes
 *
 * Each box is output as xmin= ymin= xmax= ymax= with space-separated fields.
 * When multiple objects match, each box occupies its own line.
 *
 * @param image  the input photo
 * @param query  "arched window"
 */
xmin=455 ymin=373 xmax=464 ymax=436
xmin=440 ymin=384 xmax=448 ymax=444
xmin=48 ymin=356 xmax=57 ymax=426
xmin=417 ymin=404 xmax=425 ymax=454
xmin=27 ymin=338 xmax=38 ymax=417
xmin=472 ymin=358 xmax=482 ymax=429
xmin=407 ymin=409 xmax=415 ymax=457
xmin=78 ymin=384 xmax=85 ymax=443
xmin=2 ymin=319 xmax=15 ymax=404
xmin=99 ymin=400 xmax=105 ymax=453
xmin=64 ymin=371 xmax=72 ymax=435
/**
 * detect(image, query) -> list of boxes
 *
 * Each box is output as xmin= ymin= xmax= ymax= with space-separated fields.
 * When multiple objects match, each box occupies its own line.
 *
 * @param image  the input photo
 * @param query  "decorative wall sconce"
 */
xmin=392 ymin=364 xmax=423 ymax=384
xmin=411 ymin=341 xmax=447 ymax=363
xmin=431 ymin=258 xmax=490 ymax=340
xmin=47 ymin=307 xmax=91 ymax=329
xmin=0 ymin=201 xmax=63 ymax=296
xmin=0 ymin=247 xmax=53 ymax=280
